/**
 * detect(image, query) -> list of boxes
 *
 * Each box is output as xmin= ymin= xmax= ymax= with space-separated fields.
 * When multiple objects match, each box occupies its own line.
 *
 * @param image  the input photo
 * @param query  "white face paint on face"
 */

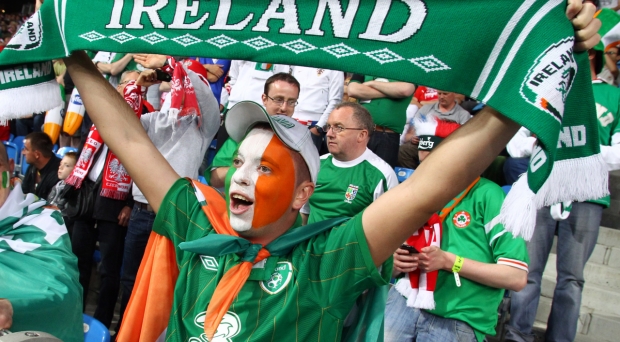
xmin=229 ymin=129 xmax=275 ymax=232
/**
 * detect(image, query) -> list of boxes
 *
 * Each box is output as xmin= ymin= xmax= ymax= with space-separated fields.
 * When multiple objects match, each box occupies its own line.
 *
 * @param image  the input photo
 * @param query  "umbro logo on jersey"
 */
xmin=193 ymin=311 xmax=241 ymax=341
xmin=200 ymin=255 xmax=219 ymax=271
xmin=344 ymin=184 xmax=359 ymax=203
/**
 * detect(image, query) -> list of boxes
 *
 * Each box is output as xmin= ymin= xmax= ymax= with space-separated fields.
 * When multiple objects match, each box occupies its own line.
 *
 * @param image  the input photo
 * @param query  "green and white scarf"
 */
xmin=0 ymin=0 xmax=608 ymax=239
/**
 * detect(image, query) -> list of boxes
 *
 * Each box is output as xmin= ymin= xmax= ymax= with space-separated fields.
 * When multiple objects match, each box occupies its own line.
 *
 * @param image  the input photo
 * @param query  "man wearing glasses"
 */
xmin=301 ymin=102 xmax=397 ymax=225
xmin=208 ymin=73 xmax=301 ymax=188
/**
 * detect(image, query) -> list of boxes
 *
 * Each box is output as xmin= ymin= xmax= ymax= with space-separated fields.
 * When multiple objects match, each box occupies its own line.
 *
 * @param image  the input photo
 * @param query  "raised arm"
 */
xmin=363 ymin=107 xmax=520 ymax=266
xmin=65 ymin=51 xmax=179 ymax=212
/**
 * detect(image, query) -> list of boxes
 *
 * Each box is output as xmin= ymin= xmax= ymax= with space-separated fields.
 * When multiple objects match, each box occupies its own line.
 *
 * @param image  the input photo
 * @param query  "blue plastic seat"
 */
xmin=3 ymin=141 xmax=18 ymax=166
xmin=83 ymin=314 xmax=110 ymax=342
xmin=394 ymin=167 xmax=415 ymax=183
xmin=198 ymin=175 xmax=208 ymax=185
xmin=12 ymin=136 xmax=25 ymax=174
xmin=56 ymin=146 xmax=78 ymax=158
xmin=501 ymin=185 xmax=512 ymax=195
xmin=52 ymin=144 xmax=58 ymax=154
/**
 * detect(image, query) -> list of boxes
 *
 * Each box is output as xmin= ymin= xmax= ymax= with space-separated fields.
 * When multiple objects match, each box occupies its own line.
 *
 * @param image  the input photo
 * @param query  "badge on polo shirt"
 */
xmin=453 ymin=210 xmax=471 ymax=228
xmin=255 ymin=63 xmax=274 ymax=72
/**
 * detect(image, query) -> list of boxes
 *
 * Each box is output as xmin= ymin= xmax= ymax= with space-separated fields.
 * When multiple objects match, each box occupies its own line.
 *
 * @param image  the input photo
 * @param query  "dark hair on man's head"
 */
xmin=25 ymin=132 xmax=54 ymax=158
xmin=333 ymin=102 xmax=375 ymax=136
xmin=263 ymin=73 xmax=300 ymax=96
xmin=63 ymin=151 xmax=78 ymax=162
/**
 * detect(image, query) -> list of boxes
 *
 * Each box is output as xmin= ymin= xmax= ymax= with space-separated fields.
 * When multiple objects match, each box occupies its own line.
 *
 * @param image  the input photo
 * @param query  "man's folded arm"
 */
xmin=64 ymin=51 xmax=179 ymax=213
xmin=362 ymin=107 xmax=520 ymax=266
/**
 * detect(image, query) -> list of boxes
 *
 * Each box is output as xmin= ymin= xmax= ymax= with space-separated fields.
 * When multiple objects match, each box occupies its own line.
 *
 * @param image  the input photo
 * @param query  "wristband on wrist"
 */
xmin=452 ymin=255 xmax=464 ymax=273
xmin=452 ymin=255 xmax=463 ymax=287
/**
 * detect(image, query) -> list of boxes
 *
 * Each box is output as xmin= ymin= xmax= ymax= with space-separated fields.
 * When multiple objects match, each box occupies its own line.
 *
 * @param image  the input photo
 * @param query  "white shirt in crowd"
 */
xmin=291 ymin=66 xmax=344 ymax=126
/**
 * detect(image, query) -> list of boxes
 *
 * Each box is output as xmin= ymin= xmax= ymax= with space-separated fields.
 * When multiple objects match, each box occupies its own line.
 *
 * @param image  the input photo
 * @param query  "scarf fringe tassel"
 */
xmin=501 ymin=154 xmax=609 ymax=240
xmin=0 ymin=79 xmax=62 ymax=118
xmin=100 ymin=188 xmax=129 ymax=201
xmin=413 ymin=290 xmax=436 ymax=310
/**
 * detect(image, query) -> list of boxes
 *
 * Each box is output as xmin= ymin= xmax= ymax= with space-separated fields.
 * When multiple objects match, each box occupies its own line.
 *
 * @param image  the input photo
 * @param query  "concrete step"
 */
xmin=579 ymin=313 xmax=620 ymax=342
xmin=543 ymin=253 xmax=620 ymax=290
xmin=541 ymin=275 xmax=620 ymax=317
xmin=597 ymin=226 xmax=620 ymax=249
xmin=533 ymin=295 xmax=593 ymax=335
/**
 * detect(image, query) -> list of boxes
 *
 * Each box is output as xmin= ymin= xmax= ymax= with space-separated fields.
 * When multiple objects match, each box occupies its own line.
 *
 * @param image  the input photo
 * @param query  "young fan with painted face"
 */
xmin=62 ymin=5 xmax=599 ymax=338
xmin=208 ymin=73 xmax=301 ymax=188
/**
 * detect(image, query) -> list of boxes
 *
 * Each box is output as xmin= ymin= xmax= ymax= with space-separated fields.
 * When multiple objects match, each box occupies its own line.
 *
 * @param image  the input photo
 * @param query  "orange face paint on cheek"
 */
xmin=251 ymin=137 xmax=296 ymax=229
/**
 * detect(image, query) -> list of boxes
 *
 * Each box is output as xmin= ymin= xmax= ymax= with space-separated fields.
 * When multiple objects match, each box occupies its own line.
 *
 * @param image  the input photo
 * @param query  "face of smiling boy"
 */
xmin=229 ymin=129 xmax=297 ymax=234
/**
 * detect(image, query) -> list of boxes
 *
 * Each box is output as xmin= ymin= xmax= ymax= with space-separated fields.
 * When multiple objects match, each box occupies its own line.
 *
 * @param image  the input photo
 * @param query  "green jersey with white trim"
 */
xmin=303 ymin=149 xmax=398 ymax=224
xmin=428 ymin=178 xmax=529 ymax=342
xmin=590 ymin=81 xmax=620 ymax=207
xmin=154 ymin=179 xmax=390 ymax=342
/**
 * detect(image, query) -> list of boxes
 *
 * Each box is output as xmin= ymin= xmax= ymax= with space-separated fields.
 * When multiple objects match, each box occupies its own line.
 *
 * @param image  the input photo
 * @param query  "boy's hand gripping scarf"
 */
xmin=65 ymin=81 xmax=143 ymax=200
xmin=394 ymin=178 xmax=479 ymax=309
xmin=0 ymin=1 xmax=607 ymax=240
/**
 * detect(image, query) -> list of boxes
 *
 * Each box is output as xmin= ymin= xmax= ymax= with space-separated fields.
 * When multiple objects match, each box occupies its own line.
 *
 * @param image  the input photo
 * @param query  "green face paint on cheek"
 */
xmin=1 ymin=171 xmax=9 ymax=189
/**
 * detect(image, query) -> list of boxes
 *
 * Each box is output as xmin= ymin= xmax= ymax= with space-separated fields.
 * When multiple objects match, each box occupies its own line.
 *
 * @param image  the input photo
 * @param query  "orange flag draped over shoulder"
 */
xmin=116 ymin=232 xmax=179 ymax=342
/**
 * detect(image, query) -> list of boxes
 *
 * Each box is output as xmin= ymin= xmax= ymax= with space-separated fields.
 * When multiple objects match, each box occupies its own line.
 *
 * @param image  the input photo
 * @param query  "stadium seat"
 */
xmin=83 ymin=314 xmax=110 ymax=342
xmin=501 ymin=185 xmax=512 ymax=194
xmin=52 ymin=145 xmax=58 ymax=154
xmin=3 ymin=141 xmax=18 ymax=169
xmin=56 ymin=146 xmax=78 ymax=158
xmin=12 ymin=136 xmax=25 ymax=174
xmin=394 ymin=167 xmax=414 ymax=183
xmin=198 ymin=175 xmax=208 ymax=185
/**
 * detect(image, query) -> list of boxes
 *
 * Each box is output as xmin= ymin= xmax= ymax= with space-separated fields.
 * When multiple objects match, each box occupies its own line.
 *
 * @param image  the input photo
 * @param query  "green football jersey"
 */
xmin=204 ymin=137 xmax=238 ymax=184
xmin=349 ymin=75 xmax=412 ymax=134
xmin=590 ymin=81 xmax=620 ymax=207
xmin=154 ymin=179 xmax=390 ymax=342
xmin=110 ymin=53 xmax=143 ymax=73
xmin=428 ymin=178 xmax=529 ymax=342
xmin=304 ymin=149 xmax=398 ymax=224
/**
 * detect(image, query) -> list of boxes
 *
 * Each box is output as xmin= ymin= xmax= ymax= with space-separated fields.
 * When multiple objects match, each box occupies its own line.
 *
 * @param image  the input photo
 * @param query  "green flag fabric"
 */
xmin=595 ymin=8 xmax=620 ymax=51
xmin=0 ymin=0 xmax=608 ymax=239
xmin=0 ymin=184 xmax=83 ymax=342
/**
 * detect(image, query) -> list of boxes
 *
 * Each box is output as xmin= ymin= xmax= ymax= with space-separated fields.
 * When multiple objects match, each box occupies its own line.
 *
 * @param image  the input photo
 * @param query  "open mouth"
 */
xmin=230 ymin=193 xmax=254 ymax=214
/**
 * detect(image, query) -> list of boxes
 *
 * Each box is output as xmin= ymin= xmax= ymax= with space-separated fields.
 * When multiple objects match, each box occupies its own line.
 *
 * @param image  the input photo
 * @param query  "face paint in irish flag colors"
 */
xmin=1 ymin=171 xmax=9 ymax=189
xmin=229 ymin=129 xmax=296 ymax=232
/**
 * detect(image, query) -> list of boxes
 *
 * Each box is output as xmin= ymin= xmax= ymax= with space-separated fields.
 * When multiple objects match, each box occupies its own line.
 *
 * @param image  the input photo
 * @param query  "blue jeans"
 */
xmin=116 ymin=203 xmax=156 ymax=332
xmin=506 ymin=202 xmax=602 ymax=342
xmin=385 ymin=287 xmax=477 ymax=342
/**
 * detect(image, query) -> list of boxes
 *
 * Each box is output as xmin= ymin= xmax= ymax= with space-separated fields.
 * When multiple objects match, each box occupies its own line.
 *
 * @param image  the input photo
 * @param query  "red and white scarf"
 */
xmin=161 ymin=57 xmax=204 ymax=122
xmin=65 ymin=80 xmax=143 ymax=200
xmin=394 ymin=178 xmax=480 ymax=310
xmin=394 ymin=214 xmax=442 ymax=309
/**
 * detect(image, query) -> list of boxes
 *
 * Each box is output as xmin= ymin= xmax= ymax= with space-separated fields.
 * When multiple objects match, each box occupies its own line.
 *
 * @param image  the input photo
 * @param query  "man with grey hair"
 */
xmin=301 ymin=102 xmax=398 ymax=224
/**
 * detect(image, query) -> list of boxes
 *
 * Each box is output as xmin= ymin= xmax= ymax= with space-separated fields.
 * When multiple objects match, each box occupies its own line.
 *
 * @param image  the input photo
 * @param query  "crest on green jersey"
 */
xmin=260 ymin=261 xmax=292 ymax=294
xmin=192 ymin=311 xmax=241 ymax=342
xmin=344 ymin=184 xmax=359 ymax=204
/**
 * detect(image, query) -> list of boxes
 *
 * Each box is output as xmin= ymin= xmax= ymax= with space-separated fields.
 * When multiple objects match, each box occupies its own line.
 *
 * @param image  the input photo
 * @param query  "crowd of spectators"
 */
xmin=0 ymin=1 xmax=615 ymax=342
